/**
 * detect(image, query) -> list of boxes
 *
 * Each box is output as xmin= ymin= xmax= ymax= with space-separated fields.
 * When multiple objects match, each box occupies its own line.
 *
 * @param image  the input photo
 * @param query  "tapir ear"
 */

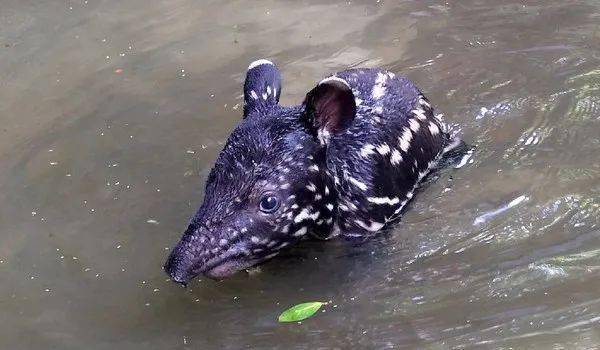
xmin=302 ymin=76 xmax=356 ymax=144
xmin=243 ymin=59 xmax=282 ymax=118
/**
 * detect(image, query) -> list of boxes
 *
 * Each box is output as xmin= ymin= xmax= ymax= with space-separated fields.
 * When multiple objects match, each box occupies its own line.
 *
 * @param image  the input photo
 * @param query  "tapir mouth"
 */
xmin=190 ymin=244 xmax=260 ymax=281
xmin=184 ymin=253 xmax=244 ymax=281
xmin=203 ymin=258 xmax=257 ymax=279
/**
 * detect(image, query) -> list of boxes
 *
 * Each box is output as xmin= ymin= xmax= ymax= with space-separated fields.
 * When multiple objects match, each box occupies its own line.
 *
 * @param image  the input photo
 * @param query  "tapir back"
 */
xmin=325 ymin=68 xmax=452 ymax=239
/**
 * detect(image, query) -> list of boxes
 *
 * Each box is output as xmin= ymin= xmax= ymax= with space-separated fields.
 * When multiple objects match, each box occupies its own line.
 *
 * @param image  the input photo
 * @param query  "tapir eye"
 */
xmin=259 ymin=193 xmax=280 ymax=213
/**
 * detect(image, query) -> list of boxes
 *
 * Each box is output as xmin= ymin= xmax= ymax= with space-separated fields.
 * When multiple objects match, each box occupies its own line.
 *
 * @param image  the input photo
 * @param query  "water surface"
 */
xmin=1 ymin=0 xmax=600 ymax=349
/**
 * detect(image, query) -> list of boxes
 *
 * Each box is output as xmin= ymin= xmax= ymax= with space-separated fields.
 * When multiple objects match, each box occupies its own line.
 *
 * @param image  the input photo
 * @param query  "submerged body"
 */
xmin=164 ymin=60 xmax=464 ymax=283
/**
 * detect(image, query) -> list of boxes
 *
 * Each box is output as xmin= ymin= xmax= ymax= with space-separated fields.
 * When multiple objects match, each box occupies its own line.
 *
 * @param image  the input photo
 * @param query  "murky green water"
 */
xmin=1 ymin=1 xmax=600 ymax=349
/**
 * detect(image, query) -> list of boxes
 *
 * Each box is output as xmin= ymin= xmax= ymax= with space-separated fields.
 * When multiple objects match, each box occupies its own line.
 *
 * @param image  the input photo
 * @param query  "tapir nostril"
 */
xmin=164 ymin=264 xmax=190 ymax=286
xmin=169 ymin=274 xmax=189 ymax=287
xmin=164 ymin=252 xmax=191 ymax=286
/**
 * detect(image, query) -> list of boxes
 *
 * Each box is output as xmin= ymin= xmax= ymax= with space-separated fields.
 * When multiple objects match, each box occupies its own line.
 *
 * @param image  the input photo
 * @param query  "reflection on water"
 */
xmin=1 ymin=0 xmax=600 ymax=349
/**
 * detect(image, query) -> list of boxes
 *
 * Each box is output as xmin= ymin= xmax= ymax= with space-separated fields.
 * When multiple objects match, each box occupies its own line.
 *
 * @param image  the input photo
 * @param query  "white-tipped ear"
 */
xmin=302 ymin=76 xmax=356 ymax=143
xmin=318 ymin=76 xmax=352 ymax=89
xmin=248 ymin=59 xmax=274 ymax=70
xmin=243 ymin=59 xmax=282 ymax=118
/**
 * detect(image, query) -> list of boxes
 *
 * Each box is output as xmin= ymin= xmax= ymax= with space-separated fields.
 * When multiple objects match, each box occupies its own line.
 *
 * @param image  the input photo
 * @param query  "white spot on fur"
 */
xmin=367 ymin=196 xmax=400 ymax=205
xmin=306 ymin=183 xmax=317 ymax=192
xmin=266 ymin=86 xmax=272 ymax=95
xmin=318 ymin=129 xmax=331 ymax=145
xmin=315 ymin=194 xmax=322 ymax=201
xmin=348 ymin=176 xmax=368 ymax=191
xmin=281 ymin=224 xmax=290 ymax=234
xmin=419 ymin=97 xmax=431 ymax=108
xmin=399 ymin=127 xmax=413 ymax=152
xmin=250 ymin=90 xmax=259 ymax=100
xmin=308 ymin=164 xmax=319 ymax=172
xmin=248 ymin=59 xmax=274 ymax=70
xmin=373 ymin=106 xmax=384 ymax=114
xmin=250 ymin=236 xmax=260 ymax=244
xmin=412 ymin=108 xmax=427 ymax=121
xmin=376 ymin=143 xmax=391 ymax=156
xmin=219 ymin=239 xmax=228 ymax=246
xmin=360 ymin=144 xmax=376 ymax=158
xmin=428 ymin=122 xmax=440 ymax=135
xmin=324 ymin=185 xmax=330 ymax=195
xmin=326 ymin=203 xmax=334 ymax=211
xmin=372 ymin=72 xmax=387 ymax=100
xmin=354 ymin=219 xmax=385 ymax=232
xmin=390 ymin=149 xmax=403 ymax=165
xmin=408 ymin=118 xmax=420 ymax=132
xmin=294 ymin=209 xmax=320 ymax=223
xmin=293 ymin=227 xmax=308 ymax=237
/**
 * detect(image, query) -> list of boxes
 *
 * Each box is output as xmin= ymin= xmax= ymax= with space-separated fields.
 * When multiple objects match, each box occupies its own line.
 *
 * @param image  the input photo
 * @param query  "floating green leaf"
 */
xmin=278 ymin=301 xmax=325 ymax=322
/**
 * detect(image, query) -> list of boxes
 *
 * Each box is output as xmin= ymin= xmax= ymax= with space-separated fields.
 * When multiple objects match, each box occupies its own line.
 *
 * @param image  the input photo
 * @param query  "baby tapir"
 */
xmin=164 ymin=59 xmax=465 ymax=283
